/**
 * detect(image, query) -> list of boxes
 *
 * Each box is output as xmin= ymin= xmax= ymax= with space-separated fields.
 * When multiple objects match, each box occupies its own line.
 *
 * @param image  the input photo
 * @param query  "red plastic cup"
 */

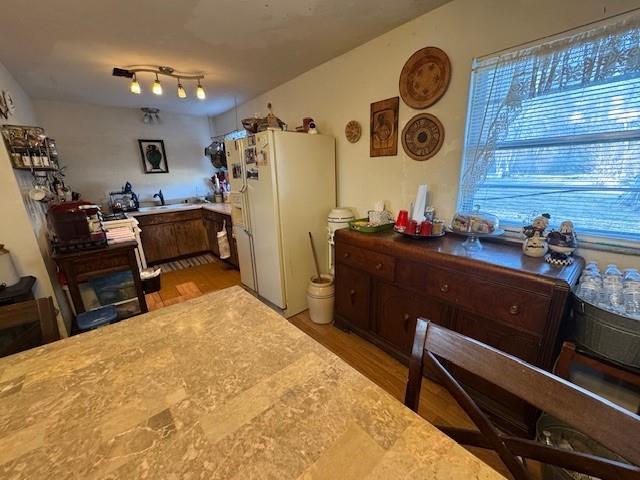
xmin=419 ymin=221 xmax=433 ymax=236
xmin=395 ymin=210 xmax=409 ymax=231
xmin=406 ymin=220 xmax=418 ymax=235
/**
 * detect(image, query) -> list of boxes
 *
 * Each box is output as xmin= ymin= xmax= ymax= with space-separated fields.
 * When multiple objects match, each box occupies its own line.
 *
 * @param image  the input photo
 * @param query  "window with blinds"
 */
xmin=458 ymin=15 xmax=640 ymax=241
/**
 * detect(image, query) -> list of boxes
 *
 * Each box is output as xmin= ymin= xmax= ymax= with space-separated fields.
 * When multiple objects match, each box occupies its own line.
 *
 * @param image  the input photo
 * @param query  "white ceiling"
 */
xmin=0 ymin=0 xmax=448 ymax=117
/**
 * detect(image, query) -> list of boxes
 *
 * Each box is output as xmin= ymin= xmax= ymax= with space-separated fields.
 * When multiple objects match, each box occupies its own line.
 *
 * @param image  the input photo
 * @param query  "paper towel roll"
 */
xmin=411 ymin=185 xmax=428 ymax=222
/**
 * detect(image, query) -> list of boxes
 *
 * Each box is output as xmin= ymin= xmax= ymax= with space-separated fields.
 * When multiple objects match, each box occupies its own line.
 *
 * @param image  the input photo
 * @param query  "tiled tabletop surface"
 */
xmin=0 ymin=286 xmax=502 ymax=479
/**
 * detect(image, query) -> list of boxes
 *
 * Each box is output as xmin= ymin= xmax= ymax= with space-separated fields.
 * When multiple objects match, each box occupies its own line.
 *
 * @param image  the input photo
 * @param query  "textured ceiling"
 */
xmin=0 ymin=0 xmax=448 ymax=116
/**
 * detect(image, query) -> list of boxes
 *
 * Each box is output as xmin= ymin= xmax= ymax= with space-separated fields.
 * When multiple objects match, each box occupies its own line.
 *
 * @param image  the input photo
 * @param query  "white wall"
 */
xmin=210 ymin=0 xmax=640 ymax=269
xmin=0 ymin=61 xmax=69 ymax=333
xmin=34 ymin=100 xmax=214 ymax=207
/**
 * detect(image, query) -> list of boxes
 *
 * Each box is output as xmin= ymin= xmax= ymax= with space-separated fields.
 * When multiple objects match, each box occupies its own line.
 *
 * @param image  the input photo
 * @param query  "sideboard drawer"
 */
xmin=425 ymin=267 xmax=551 ymax=335
xmin=335 ymin=243 xmax=395 ymax=282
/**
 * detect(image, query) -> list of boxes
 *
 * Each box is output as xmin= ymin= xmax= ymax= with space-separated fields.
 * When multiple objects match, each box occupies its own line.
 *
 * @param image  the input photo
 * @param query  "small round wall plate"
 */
xmin=344 ymin=120 xmax=362 ymax=143
xmin=401 ymin=113 xmax=444 ymax=161
xmin=399 ymin=47 xmax=451 ymax=109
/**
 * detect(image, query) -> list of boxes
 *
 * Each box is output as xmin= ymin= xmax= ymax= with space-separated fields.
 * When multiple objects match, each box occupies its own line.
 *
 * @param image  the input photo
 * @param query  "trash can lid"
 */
xmin=76 ymin=305 xmax=118 ymax=331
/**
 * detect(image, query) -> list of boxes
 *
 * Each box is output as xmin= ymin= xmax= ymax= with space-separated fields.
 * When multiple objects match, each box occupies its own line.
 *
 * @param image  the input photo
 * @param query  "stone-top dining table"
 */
xmin=0 ymin=286 xmax=503 ymax=479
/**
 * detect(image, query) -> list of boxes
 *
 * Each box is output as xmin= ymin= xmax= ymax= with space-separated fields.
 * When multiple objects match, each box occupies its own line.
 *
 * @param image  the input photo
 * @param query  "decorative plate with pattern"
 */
xmin=399 ymin=47 xmax=451 ymax=109
xmin=401 ymin=113 xmax=444 ymax=161
xmin=344 ymin=120 xmax=362 ymax=143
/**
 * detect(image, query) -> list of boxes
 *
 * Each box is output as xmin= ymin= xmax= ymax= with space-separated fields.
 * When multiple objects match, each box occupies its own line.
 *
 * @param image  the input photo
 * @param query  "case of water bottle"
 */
xmin=572 ymin=262 xmax=640 ymax=368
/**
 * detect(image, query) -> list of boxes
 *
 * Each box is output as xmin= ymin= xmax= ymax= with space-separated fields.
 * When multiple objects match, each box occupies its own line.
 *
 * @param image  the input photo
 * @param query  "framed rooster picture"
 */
xmin=370 ymin=97 xmax=399 ymax=157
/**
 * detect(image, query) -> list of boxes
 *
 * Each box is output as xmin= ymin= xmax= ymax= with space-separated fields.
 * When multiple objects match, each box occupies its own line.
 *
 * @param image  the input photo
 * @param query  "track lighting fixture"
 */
xmin=177 ymin=79 xmax=187 ymax=99
xmin=113 ymin=66 xmax=206 ymax=100
xmin=130 ymin=74 xmax=141 ymax=94
xmin=152 ymin=74 xmax=162 ymax=95
xmin=196 ymin=79 xmax=206 ymax=100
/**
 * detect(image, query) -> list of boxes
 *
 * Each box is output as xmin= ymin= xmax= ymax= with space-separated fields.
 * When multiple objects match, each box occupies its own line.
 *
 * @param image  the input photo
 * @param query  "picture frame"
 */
xmin=370 ymin=97 xmax=399 ymax=157
xmin=139 ymin=139 xmax=169 ymax=174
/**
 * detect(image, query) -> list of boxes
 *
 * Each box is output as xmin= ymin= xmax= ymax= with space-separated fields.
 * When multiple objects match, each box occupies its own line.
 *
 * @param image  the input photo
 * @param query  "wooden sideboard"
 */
xmin=334 ymin=229 xmax=583 ymax=436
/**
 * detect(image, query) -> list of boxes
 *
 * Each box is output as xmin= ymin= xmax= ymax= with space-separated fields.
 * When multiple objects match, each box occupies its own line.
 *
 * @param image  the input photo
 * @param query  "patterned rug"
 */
xmin=156 ymin=253 xmax=217 ymax=272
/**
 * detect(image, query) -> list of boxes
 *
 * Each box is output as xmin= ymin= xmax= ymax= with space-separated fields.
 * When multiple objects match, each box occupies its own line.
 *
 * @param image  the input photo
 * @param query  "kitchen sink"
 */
xmin=137 ymin=204 xmax=201 ymax=213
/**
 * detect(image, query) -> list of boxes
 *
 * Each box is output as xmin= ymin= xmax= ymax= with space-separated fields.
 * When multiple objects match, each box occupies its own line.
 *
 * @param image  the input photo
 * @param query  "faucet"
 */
xmin=153 ymin=189 xmax=165 ymax=206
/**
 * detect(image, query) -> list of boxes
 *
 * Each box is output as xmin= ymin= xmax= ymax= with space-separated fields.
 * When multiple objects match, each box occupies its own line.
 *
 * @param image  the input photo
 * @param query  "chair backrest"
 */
xmin=404 ymin=318 xmax=640 ymax=480
xmin=0 ymin=297 xmax=59 ymax=356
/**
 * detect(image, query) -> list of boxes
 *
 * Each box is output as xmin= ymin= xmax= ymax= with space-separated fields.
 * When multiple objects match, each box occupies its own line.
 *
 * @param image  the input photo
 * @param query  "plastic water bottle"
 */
xmin=578 ymin=273 xmax=602 ymax=305
xmin=584 ymin=261 xmax=599 ymax=274
xmin=623 ymin=270 xmax=640 ymax=318
xmin=602 ymin=264 xmax=624 ymax=311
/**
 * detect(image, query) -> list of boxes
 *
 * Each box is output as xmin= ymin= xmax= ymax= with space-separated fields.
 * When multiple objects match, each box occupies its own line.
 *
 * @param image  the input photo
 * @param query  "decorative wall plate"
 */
xmin=399 ymin=47 xmax=451 ymax=109
xmin=401 ymin=113 xmax=444 ymax=161
xmin=344 ymin=120 xmax=361 ymax=143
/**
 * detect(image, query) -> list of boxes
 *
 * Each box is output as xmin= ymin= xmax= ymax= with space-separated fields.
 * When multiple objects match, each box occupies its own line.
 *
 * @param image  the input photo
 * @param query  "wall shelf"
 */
xmin=12 ymin=166 xmax=59 ymax=172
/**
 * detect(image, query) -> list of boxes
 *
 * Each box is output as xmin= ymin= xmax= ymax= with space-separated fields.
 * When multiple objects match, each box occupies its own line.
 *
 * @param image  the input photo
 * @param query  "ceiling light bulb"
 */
xmin=196 ymin=80 xmax=206 ymax=100
xmin=152 ymin=74 xmax=163 ymax=95
xmin=177 ymin=81 xmax=187 ymax=99
xmin=130 ymin=74 xmax=141 ymax=94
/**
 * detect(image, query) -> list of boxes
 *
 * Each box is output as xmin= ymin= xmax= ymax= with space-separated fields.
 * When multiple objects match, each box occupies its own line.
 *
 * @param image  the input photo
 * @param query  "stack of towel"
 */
xmin=105 ymin=226 xmax=135 ymax=245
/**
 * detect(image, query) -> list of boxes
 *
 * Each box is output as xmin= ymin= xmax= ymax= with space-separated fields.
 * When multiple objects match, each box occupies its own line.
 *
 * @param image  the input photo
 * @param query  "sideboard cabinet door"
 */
xmin=335 ymin=263 xmax=371 ymax=331
xmin=376 ymin=282 xmax=449 ymax=355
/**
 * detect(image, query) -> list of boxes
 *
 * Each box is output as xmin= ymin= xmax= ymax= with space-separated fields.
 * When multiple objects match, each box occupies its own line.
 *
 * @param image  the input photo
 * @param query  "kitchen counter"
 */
xmin=128 ymin=202 xmax=232 ymax=217
xmin=0 ymin=286 xmax=501 ymax=479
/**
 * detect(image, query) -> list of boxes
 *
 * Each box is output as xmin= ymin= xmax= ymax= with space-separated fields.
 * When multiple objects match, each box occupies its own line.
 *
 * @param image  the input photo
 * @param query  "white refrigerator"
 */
xmin=226 ymin=130 xmax=336 ymax=317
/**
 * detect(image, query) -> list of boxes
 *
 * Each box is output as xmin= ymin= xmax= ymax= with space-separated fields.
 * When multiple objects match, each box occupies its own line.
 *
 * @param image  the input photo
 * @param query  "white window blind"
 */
xmin=459 ymin=14 xmax=640 ymax=241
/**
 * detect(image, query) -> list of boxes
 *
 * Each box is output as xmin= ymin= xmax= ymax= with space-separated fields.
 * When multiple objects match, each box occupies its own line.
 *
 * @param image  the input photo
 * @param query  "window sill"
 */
xmin=500 ymin=227 xmax=640 ymax=256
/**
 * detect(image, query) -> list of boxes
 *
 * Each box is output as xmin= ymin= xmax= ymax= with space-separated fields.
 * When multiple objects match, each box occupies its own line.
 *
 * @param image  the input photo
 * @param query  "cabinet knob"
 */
xmin=509 ymin=304 xmax=520 ymax=315
xmin=403 ymin=313 xmax=410 ymax=330
xmin=440 ymin=283 xmax=449 ymax=293
xmin=343 ymin=252 xmax=350 ymax=258
xmin=349 ymin=289 xmax=356 ymax=303
xmin=375 ymin=263 xmax=383 ymax=271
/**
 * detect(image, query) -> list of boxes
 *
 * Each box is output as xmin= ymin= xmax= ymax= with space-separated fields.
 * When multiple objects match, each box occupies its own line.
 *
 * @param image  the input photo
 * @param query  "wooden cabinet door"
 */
xmin=454 ymin=312 xmax=541 ymax=364
xmin=376 ymin=282 xmax=448 ymax=355
xmin=335 ymin=263 xmax=371 ymax=331
xmin=140 ymin=223 xmax=179 ymax=264
xmin=451 ymin=311 xmax=542 ymax=435
xmin=174 ymin=219 xmax=208 ymax=257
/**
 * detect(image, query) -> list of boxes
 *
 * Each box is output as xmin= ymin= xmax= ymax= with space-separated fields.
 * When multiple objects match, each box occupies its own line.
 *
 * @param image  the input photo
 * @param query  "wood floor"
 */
xmin=145 ymin=258 xmax=241 ymax=310
xmin=149 ymin=261 xmax=513 ymax=477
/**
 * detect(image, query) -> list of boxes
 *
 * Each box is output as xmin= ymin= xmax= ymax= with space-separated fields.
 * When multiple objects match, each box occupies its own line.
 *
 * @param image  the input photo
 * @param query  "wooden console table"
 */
xmin=53 ymin=241 xmax=148 ymax=317
xmin=334 ymin=229 xmax=583 ymax=436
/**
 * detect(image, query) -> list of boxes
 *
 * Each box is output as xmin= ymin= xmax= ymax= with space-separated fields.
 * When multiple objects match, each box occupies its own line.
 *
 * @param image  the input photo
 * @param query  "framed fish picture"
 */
xmin=139 ymin=139 xmax=169 ymax=173
xmin=370 ymin=97 xmax=399 ymax=157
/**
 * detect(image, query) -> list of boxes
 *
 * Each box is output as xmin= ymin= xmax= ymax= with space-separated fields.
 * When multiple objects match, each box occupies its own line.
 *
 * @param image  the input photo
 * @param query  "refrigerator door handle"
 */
xmin=239 ymin=185 xmax=247 ymax=193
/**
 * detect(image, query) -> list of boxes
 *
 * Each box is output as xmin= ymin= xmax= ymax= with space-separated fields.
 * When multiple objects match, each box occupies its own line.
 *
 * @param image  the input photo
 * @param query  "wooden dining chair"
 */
xmin=404 ymin=318 xmax=640 ymax=480
xmin=0 ymin=297 xmax=59 ymax=357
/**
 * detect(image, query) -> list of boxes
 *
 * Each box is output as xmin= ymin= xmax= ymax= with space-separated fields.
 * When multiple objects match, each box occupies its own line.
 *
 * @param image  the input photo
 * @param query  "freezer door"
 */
xmin=226 ymin=139 xmax=244 ymax=194
xmin=246 ymin=131 xmax=286 ymax=309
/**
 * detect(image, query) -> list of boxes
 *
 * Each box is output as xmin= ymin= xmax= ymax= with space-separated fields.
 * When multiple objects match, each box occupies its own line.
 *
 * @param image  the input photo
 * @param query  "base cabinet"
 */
xmin=334 ymin=229 xmax=582 ymax=436
xmin=137 ymin=209 xmax=238 ymax=266
xmin=335 ymin=264 xmax=371 ymax=331
xmin=376 ymin=282 xmax=449 ymax=356
xmin=175 ymin=219 xmax=208 ymax=257
xmin=139 ymin=223 xmax=179 ymax=264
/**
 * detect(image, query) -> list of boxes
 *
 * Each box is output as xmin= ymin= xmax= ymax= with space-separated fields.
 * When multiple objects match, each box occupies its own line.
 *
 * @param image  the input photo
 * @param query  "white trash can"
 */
xmin=307 ymin=274 xmax=335 ymax=324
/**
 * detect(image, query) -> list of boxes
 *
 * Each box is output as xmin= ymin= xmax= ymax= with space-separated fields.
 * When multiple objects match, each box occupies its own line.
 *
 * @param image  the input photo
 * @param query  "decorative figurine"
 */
xmin=545 ymin=220 xmax=578 ymax=266
xmin=522 ymin=213 xmax=550 ymax=257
